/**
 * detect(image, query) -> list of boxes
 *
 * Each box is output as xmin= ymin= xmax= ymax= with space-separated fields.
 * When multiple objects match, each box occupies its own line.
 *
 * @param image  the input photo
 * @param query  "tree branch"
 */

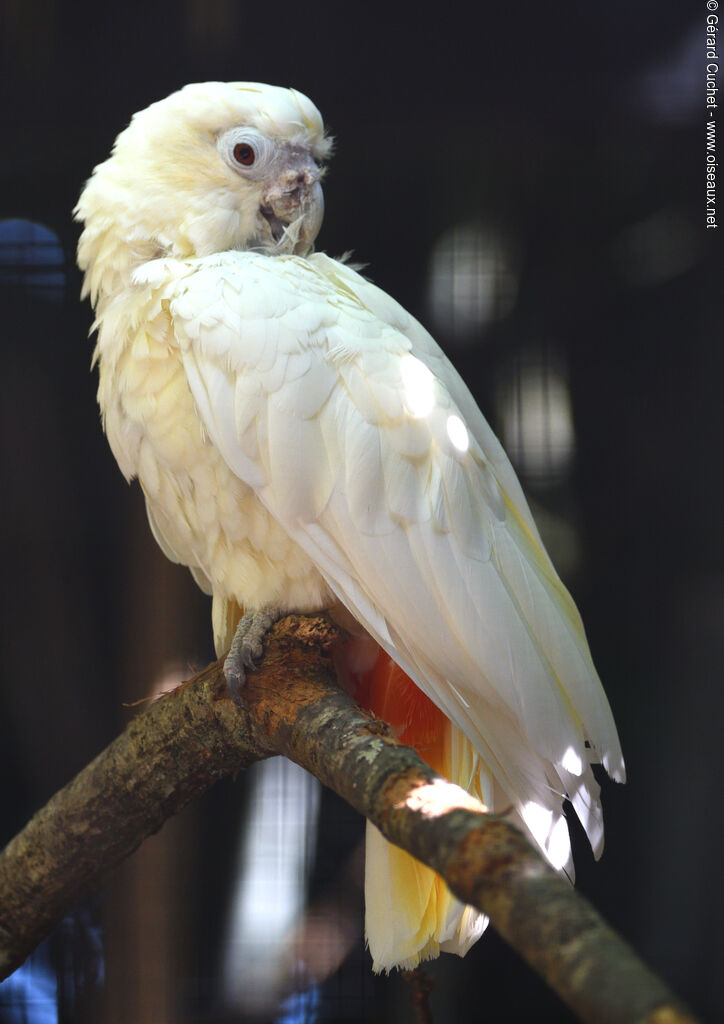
xmin=0 ymin=615 xmax=697 ymax=1024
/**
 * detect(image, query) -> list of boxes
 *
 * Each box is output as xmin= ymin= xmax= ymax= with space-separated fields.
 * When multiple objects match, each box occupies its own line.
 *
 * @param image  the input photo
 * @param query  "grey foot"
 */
xmin=224 ymin=608 xmax=282 ymax=706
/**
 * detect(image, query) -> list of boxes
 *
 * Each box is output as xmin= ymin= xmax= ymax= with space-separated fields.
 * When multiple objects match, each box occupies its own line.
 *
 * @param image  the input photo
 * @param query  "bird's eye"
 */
xmin=233 ymin=142 xmax=256 ymax=166
xmin=218 ymin=128 xmax=272 ymax=176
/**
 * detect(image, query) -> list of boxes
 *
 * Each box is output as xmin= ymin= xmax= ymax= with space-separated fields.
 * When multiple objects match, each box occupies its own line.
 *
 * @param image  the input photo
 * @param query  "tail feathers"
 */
xmin=212 ymin=593 xmax=244 ymax=657
xmin=364 ymin=819 xmax=488 ymax=972
xmin=355 ymin=649 xmax=489 ymax=972
xmin=440 ymin=904 xmax=489 ymax=958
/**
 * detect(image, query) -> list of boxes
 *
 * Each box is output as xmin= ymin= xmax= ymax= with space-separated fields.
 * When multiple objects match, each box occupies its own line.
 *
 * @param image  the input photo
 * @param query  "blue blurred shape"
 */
xmin=0 ymin=219 xmax=66 ymax=300
xmin=0 ymin=949 xmax=58 ymax=1024
xmin=274 ymin=984 xmax=321 ymax=1024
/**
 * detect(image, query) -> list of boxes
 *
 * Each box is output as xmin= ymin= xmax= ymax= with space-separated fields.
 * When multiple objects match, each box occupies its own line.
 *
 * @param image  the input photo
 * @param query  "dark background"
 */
xmin=0 ymin=1 xmax=720 ymax=1021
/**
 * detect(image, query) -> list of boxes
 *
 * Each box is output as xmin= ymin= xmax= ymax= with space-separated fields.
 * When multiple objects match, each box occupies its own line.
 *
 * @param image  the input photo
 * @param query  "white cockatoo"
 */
xmin=75 ymin=82 xmax=625 ymax=973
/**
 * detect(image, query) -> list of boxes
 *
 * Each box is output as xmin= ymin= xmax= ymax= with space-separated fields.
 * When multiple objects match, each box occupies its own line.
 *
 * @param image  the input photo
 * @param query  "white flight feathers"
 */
xmin=149 ymin=246 xmax=624 ymax=793
xmin=76 ymin=81 xmax=625 ymax=974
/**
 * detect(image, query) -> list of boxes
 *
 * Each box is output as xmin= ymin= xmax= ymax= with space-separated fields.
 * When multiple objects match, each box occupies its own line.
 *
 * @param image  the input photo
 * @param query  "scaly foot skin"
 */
xmin=224 ymin=608 xmax=282 ymax=706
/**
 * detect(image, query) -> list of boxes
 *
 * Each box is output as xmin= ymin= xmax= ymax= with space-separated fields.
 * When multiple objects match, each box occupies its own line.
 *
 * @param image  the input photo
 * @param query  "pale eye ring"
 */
xmin=218 ymin=128 xmax=273 ymax=176
xmin=233 ymin=142 xmax=255 ymax=166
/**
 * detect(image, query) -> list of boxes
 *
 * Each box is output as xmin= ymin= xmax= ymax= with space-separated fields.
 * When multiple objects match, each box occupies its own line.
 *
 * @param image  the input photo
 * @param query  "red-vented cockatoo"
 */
xmin=75 ymin=82 xmax=624 ymax=973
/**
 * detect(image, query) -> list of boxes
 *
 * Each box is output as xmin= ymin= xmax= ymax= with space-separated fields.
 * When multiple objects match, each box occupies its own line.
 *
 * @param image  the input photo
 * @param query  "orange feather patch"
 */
xmin=352 ymin=649 xmax=449 ymax=775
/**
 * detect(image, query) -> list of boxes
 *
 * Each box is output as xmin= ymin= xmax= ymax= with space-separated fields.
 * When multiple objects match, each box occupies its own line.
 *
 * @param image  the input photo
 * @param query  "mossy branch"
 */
xmin=0 ymin=615 xmax=697 ymax=1024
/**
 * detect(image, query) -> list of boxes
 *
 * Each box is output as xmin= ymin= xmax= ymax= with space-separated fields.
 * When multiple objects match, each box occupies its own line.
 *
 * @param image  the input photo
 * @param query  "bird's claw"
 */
xmin=223 ymin=608 xmax=281 ymax=706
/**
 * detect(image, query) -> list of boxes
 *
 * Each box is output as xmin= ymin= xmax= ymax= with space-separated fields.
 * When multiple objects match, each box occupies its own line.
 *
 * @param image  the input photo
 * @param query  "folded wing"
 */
xmin=161 ymin=249 xmax=624 ymax=867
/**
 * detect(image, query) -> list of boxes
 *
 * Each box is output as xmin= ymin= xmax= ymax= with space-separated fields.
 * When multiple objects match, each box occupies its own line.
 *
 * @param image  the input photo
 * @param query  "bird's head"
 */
xmin=75 ymin=82 xmax=332 ymax=303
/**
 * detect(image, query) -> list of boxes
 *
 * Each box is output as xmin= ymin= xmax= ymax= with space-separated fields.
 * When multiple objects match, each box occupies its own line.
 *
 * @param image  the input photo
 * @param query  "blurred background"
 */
xmin=0 ymin=1 xmax=719 ymax=1021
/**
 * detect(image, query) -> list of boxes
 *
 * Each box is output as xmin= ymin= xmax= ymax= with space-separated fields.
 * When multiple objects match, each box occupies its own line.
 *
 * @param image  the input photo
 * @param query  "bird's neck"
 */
xmin=78 ymin=226 xmax=164 ymax=311
xmin=76 ymin=172 xmax=195 ymax=311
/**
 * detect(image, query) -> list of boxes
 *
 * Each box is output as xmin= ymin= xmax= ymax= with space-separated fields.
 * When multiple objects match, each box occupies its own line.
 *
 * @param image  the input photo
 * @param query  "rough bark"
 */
xmin=0 ymin=615 xmax=697 ymax=1024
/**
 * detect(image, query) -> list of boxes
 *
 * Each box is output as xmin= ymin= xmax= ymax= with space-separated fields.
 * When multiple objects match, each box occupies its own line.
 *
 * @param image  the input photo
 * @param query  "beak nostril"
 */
xmin=282 ymin=171 xmax=313 ymax=199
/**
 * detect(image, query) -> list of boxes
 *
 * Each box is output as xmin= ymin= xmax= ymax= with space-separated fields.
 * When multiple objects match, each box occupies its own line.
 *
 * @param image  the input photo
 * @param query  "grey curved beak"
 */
xmin=261 ymin=154 xmax=324 ymax=254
